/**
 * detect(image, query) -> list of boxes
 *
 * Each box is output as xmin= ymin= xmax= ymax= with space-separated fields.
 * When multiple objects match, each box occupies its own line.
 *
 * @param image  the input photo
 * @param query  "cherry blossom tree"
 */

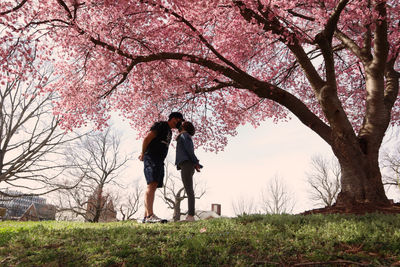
xmin=1 ymin=0 xmax=400 ymax=210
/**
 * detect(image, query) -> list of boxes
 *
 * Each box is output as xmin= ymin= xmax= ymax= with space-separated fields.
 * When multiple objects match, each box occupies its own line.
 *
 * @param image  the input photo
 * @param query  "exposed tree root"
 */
xmin=301 ymin=203 xmax=400 ymax=215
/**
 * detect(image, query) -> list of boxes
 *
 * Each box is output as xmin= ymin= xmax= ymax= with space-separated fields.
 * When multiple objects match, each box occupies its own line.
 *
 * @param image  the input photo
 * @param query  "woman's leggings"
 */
xmin=179 ymin=160 xmax=195 ymax=216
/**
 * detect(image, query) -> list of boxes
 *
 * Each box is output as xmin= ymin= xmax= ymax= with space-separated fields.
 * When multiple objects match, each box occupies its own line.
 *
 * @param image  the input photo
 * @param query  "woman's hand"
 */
xmin=195 ymin=164 xmax=203 ymax=172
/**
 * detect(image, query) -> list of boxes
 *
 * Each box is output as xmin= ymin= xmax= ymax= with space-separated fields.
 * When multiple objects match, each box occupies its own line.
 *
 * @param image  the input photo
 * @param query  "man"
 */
xmin=138 ymin=112 xmax=184 ymax=223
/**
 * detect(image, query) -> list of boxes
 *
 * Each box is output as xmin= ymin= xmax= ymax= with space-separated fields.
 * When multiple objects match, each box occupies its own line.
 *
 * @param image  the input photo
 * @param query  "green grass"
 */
xmin=1 ymin=214 xmax=400 ymax=266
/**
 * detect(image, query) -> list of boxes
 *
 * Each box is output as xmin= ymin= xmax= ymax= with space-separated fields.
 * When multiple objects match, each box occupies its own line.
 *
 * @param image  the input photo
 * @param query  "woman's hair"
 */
xmin=180 ymin=121 xmax=195 ymax=136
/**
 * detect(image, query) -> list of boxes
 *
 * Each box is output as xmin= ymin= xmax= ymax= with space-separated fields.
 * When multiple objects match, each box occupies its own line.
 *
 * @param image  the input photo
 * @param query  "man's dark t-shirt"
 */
xmin=145 ymin=121 xmax=172 ymax=161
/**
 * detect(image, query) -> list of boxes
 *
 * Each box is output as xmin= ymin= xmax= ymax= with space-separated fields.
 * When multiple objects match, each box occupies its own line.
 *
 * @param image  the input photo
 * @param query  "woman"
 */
xmin=175 ymin=121 xmax=203 ymax=222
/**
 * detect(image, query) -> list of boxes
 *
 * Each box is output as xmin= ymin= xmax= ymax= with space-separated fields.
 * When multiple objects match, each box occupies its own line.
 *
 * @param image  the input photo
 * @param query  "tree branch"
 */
xmin=372 ymin=2 xmax=389 ymax=70
xmin=140 ymin=0 xmax=246 ymax=76
xmin=0 ymin=0 xmax=29 ymax=15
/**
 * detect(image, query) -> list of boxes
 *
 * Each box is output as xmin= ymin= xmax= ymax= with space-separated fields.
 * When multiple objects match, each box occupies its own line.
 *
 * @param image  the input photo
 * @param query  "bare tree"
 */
xmin=306 ymin=154 xmax=341 ymax=207
xmin=381 ymin=145 xmax=400 ymax=195
xmin=260 ymin=175 xmax=295 ymax=215
xmin=231 ymin=196 xmax=257 ymax=216
xmin=56 ymin=208 xmax=81 ymax=222
xmin=56 ymin=128 xmax=133 ymax=222
xmin=159 ymin=160 xmax=206 ymax=221
xmin=0 ymin=48 xmax=83 ymax=198
xmin=118 ymin=182 xmax=143 ymax=221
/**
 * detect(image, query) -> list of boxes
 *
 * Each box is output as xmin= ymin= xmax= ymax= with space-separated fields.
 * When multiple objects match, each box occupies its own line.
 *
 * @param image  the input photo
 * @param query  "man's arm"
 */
xmin=138 ymin=130 xmax=157 ymax=161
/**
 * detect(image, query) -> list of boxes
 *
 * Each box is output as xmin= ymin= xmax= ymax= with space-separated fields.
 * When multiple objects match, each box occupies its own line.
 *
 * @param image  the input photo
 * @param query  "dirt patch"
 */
xmin=301 ymin=203 xmax=400 ymax=215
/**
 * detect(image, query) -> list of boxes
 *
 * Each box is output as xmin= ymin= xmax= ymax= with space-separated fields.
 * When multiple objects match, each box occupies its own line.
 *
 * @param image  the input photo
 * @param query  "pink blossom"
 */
xmin=1 ymin=0 xmax=399 ymax=152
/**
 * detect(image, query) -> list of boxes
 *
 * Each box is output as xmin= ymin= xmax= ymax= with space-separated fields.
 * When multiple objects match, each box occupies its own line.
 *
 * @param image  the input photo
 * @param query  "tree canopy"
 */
xmin=1 ymin=0 xmax=400 ymax=208
xmin=1 ymin=0 xmax=398 ymax=152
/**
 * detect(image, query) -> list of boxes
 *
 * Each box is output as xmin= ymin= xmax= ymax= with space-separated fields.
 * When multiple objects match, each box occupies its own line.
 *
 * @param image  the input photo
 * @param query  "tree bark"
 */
xmin=173 ymin=200 xmax=182 ymax=222
xmin=332 ymin=138 xmax=390 ymax=208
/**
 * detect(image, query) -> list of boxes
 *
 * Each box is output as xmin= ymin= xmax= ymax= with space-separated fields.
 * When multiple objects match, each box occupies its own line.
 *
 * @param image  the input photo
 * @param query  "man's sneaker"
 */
xmin=145 ymin=214 xmax=162 ymax=223
xmin=137 ymin=216 xmax=147 ymax=223
xmin=145 ymin=214 xmax=168 ymax=223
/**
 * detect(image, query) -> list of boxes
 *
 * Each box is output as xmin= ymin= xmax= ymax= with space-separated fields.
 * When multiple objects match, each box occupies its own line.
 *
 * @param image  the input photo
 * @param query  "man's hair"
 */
xmin=182 ymin=121 xmax=195 ymax=136
xmin=168 ymin=112 xmax=184 ymax=121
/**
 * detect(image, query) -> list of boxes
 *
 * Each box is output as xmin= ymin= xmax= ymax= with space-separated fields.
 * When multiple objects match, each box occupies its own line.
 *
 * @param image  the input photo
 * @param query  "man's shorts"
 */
xmin=143 ymin=155 xmax=164 ymax=188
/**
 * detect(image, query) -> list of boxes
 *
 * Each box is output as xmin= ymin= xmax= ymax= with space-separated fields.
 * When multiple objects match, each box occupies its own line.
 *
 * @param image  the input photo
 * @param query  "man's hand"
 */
xmin=138 ymin=153 xmax=144 ymax=161
xmin=139 ymin=131 xmax=157 ymax=162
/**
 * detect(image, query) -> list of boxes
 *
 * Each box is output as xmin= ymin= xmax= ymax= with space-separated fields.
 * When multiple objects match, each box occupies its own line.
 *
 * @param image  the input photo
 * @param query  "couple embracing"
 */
xmin=138 ymin=112 xmax=202 ymax=223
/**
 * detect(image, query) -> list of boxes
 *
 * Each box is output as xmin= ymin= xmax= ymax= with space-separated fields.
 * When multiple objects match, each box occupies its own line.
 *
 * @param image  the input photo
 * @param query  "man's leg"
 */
xmin=144 ymin=181 xmax=158 ymax=217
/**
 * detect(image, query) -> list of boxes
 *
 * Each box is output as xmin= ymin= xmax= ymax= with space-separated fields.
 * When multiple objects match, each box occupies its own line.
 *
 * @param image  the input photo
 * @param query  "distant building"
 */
xmin=85 ymin=187 xmax=117 ymax=222
xmin=19 ymin=203 xmax=57 ymax=221
xmin=0 ymin=190 xmax=56 ymax=221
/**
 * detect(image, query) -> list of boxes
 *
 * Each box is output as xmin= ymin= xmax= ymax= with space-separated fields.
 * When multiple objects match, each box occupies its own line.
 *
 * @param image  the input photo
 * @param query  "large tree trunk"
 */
xmin=331 ymin=133 xmax=390 ymax=209
xmin=336 ymin=161 xmax=389 ymax=208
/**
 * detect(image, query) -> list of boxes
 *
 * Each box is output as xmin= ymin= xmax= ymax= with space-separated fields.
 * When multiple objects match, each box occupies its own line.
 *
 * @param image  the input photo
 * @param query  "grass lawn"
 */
xmin=1 ymin=214 xmax=400 ymax=266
